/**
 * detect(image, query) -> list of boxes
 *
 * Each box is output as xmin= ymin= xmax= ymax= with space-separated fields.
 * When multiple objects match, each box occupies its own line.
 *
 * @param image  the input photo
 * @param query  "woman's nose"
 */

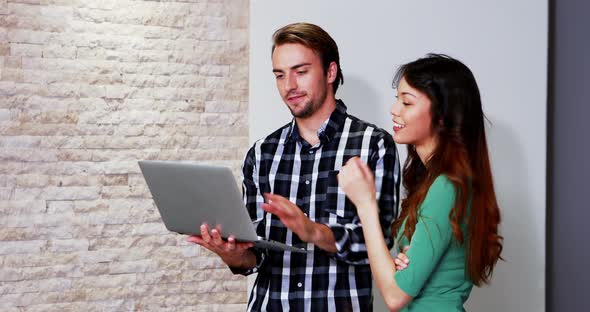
xmin=391 ymin=100 xmax=401 ymax=117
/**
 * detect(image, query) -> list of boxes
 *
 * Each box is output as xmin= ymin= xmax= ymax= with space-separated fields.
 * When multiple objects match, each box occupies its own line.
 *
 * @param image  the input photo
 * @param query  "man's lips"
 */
xmin=287 ymin=94 xmax=305 ymax=101
xmin=286 ymin=93 xmax=306 ymax=103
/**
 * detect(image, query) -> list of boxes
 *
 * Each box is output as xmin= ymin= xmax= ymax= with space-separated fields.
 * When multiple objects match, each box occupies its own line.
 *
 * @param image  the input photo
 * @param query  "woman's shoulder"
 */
xmin=428 ymin=175 xmax=455 ymax=196
xmin=420 ymin=175 xmax=456 ymax=214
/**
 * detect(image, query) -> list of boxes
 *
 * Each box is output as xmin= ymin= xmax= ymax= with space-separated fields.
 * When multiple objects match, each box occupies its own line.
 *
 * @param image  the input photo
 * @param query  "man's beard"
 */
xmin=287 ymin=88 xmax=327 ymax=119
xmin=289 ymin=100 xmax=320 ymax=118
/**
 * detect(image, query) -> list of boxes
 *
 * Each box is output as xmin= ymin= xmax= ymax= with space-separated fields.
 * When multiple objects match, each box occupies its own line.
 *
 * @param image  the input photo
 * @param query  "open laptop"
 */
xmin=138 ymin=160 xmax=307 ymax=253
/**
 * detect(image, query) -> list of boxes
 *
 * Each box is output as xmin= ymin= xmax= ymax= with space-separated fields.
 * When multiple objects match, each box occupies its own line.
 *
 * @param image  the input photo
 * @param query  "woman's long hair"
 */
xmin=391 ymin=54 xmax=503 ymax=286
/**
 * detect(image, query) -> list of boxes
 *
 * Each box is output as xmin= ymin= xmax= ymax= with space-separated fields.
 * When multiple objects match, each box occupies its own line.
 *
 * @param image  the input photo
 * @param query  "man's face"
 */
xmin=272 ymin=43 xmax=333 ymax=119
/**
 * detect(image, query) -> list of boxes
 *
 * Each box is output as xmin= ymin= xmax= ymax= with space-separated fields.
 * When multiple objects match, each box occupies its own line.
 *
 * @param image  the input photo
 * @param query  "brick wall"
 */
xmin=0 ymin=0 xmax=250 ymax=310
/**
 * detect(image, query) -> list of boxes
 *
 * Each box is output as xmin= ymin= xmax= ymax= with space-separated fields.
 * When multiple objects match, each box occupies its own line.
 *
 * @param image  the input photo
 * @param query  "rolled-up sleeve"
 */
xmin=230 ymin=145 xmax=268 ymax=275
xmin=329 ymin=134 xmax=400 ymax=264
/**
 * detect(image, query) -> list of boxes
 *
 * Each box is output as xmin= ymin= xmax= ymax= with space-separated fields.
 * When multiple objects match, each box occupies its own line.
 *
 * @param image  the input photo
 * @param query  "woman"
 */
xmin=338 ymin=54 xmax=503 ymax=311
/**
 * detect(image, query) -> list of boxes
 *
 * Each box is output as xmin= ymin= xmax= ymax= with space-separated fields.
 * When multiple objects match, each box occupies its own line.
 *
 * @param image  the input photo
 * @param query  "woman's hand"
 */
xmin=338 ymin=157 xmax=378 ymax=216
xmin=395 ymin=246 xmax=410 ymax=271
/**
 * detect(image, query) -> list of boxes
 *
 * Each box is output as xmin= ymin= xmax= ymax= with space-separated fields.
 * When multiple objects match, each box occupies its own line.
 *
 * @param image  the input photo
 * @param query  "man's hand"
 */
xmin=262 ymin=193 xmax=336 ymax=253
xmin=187 ymin=224 xmax=256 ymax=269
xmin=262 ymin=193 xmax=315 ymax=241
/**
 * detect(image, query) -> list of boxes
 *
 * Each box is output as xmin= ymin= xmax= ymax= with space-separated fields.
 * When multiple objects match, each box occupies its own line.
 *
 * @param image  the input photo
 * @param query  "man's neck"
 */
xmin=295 ymin=97 xmax=337 ymax=146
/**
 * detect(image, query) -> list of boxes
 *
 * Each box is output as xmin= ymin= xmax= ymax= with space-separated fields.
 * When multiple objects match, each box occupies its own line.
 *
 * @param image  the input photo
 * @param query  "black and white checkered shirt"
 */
xmin=238 ymin=100 xmax=400 ymax=312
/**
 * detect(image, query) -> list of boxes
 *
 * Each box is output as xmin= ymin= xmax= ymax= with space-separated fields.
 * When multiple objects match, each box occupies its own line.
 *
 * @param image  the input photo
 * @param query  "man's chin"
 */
xmin=290 ymin=108 xmax=315 ymax=119
xmin=287 ymin=104 xmax=311 ymax=118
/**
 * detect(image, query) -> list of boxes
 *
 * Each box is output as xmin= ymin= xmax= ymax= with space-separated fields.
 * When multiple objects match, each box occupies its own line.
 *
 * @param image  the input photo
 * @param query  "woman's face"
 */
xmin=390 ymin=77 xmax=437 ymax=150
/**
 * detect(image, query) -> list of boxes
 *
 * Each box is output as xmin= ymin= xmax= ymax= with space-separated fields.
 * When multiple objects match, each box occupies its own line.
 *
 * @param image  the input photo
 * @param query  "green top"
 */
xmin=394 ymin=175 xmax=473 ymax=312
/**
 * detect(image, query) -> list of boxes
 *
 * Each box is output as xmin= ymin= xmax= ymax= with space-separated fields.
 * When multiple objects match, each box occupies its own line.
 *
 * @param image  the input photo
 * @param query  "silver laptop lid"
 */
xmin=139 ymin=161 xmax=258 ymax=242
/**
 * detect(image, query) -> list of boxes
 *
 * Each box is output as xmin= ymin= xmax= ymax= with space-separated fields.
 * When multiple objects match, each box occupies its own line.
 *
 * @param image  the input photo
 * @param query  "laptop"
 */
xmin=138 ymin=160 xmax=307 ymax=253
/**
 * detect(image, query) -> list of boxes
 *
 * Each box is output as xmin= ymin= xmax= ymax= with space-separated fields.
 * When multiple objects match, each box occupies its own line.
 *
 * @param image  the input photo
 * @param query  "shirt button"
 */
xmin=297 ymin=282 xmax=303 ymax=288
xmin=305 ymin=180 xmax=310 ymax=185
xmin=309 ymin=150 xmax=314 ymax=154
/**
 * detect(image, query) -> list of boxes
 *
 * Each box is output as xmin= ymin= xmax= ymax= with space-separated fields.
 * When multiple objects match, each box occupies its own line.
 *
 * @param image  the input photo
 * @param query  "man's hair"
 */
xmin=272 ymin=22 xmax=344 ymax=94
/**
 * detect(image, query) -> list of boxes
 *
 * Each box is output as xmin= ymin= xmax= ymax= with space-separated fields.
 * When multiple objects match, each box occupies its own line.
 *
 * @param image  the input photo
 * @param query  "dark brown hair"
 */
xmin=391 ymin=54 xmax=503 ymax=286
xmin=272 ymin=22 xmax=343 ymax=94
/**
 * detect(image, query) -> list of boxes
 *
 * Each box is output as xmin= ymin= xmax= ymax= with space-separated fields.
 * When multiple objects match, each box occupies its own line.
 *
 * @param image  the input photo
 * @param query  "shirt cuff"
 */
xmin=228 ymin=248 xmax=266 ymax=275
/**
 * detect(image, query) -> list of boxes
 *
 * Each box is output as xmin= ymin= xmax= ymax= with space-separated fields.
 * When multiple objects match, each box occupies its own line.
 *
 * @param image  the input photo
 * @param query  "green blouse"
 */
xmin=394 ymin=175 xmax=473 ymax=311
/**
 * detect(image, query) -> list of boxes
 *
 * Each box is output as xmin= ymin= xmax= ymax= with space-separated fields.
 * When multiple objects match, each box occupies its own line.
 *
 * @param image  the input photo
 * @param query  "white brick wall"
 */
xmin=0 ymin=0 xmax=250 ymax=310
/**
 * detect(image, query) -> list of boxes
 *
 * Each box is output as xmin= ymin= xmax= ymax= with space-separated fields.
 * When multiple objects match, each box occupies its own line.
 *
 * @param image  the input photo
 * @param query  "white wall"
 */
xmin=249 ymin=1 xmax=547 ymax=311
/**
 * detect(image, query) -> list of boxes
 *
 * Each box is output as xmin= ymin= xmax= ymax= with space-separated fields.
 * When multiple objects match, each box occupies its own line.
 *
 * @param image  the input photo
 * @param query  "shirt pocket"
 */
xmin=322 ymin=170 xmax=357 ymax=221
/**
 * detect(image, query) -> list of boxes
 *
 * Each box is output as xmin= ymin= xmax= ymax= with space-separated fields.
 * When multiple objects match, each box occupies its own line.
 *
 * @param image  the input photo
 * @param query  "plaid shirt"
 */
xmin=237 ymin=100 xmax=400 ymax=312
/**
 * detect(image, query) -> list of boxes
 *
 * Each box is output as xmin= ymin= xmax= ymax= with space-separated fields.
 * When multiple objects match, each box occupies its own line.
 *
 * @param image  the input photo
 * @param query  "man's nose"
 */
xmin=284 ymin=74 xmax=297 ymax=92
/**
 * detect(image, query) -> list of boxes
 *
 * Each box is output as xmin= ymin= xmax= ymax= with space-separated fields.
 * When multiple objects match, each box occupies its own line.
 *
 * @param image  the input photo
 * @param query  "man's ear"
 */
xmin=327 ymin=61 xmax=337 ymax=84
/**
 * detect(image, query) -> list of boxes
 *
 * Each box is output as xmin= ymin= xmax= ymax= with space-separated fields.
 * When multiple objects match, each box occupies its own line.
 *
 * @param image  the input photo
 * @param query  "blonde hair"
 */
xmin=272 ymin=22 xmax=344 ymax=94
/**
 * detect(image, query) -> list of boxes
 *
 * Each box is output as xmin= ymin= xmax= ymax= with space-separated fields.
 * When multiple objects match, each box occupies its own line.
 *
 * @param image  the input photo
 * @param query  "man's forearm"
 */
xmin=307 ymin=222 xmax=337 ymax=253
xmin=224 ymin=249 xmax=258 ymax=270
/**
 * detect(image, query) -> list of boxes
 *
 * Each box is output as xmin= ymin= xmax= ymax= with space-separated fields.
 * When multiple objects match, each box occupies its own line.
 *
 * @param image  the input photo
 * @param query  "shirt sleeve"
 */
xmin=328 ymin=134 xmax=400 ymax=264
xmin=229 ymin=144 xmax=268 ymax=275
xmin=394 ymin=175 xmax=456 ymax=296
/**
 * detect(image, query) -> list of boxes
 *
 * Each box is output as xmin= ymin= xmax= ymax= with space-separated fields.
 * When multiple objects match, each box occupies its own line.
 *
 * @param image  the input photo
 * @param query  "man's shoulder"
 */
xmin=344 ymin=113 xmax=393 ymax=141
xmin=243 ymin=122 xmax=292 ymax=163
xmin=250 ymin=121 xmax=292 ymax=147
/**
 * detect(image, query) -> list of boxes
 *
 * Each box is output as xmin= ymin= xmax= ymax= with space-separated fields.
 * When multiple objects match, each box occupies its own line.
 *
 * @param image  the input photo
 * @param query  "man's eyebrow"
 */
xmin=273 ymin=63 xmax=312 ymax=73
xmin=291 ymin=63 xmax=311 ymax=70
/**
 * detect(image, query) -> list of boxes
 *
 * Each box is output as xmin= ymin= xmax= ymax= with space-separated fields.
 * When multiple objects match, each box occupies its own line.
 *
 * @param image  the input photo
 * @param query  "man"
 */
xmin=189 ymin=22 xmax=400 ymax=311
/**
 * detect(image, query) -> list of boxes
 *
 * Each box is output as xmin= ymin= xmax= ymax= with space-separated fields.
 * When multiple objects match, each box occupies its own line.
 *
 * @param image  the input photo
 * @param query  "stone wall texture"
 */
xmin=0 ymin=0 xmax=250 ymax=311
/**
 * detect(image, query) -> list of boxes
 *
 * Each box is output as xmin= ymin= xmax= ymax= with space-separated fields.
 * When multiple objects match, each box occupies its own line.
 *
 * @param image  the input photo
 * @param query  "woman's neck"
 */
xmin=415 ymin=136 xmax=438 ymax=164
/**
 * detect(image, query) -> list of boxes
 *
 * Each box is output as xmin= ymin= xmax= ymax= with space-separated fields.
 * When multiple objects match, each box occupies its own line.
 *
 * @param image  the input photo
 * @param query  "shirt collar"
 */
xmin=285 ymin=99 xmax=348 ymax=145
